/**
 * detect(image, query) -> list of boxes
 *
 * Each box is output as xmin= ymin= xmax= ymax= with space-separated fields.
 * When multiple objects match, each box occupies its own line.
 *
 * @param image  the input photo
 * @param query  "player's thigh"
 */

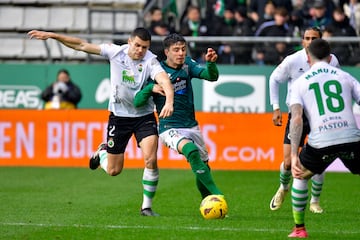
xmin=299 ymin=144 xmax=331 ymax=174
xmin=134 ymin=114 xmax=158 ymax=158
xmin=107 ymin=112 xmax=133 ymax=154
xmin=160 ymin=127 xmax=209 ymax=161
xmin=160 ymin=129 xmax=187 ymax=153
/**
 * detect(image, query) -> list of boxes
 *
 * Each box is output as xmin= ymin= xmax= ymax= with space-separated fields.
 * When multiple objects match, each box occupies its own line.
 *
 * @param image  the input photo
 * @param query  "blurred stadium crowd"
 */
xmin=1 ymin=0 xmax=360 ymax=65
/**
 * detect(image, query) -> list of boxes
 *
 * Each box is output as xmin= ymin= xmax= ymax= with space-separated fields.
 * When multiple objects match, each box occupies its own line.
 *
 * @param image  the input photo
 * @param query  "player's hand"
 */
xmin=291 ymin=155 xmax=304 ymax=179
xmin=27 ymin=30 xmax=50 ymax=40
xmin=158 ymin=102 xmax=173 ymax=118
xmin=204 ymin=48 xmax=218 ymax=62
xmin=152 ymin=84 xmax=165 ymax=96
xmin=272 ymin=109 xmax=282 ymax=126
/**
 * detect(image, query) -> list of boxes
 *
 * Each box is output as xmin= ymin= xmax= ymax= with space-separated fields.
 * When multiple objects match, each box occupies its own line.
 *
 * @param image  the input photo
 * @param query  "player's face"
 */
xmin=127 ymin=36 xmax=150 ymax=60
xmin=302 ymin=30 xmax=321 ymax=52
xmin=165 ymin=42 xmax=186 ymax=68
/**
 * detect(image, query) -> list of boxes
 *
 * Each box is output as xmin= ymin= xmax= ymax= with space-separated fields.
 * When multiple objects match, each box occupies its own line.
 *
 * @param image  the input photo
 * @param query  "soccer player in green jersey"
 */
xmin=134 ymin=33 xmax=224 ymax=200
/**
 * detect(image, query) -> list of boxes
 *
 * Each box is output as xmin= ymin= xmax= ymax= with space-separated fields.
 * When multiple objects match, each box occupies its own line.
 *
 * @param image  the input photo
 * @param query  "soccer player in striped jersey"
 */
xmin=134 ymin=33 xmax=224 ymax=200
xmin=288 ymin=38 xmax=360 ymax=238
xmin=28 ymin=27 xmax=174 ymax=217
xmin=268 ymin=27 xmax=340 ymax=213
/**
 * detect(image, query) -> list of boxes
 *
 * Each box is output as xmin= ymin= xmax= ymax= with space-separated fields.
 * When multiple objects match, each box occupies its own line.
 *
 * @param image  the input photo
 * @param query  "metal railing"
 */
xmin=1 ymin=32 xmax=360 ymax=63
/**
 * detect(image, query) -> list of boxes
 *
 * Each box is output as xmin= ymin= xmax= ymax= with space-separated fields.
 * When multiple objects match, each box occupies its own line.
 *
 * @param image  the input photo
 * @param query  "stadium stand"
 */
xmin=1 ymin=0 xmax=360 ymax=65
xmin=0 ymin=38 xmax=23 ymax=59
xmin=72 ymin=7 xmax=89 ymax=31
xmin=47 ymin=7 xmax=78 ymax=31
xmin=20 ymin=7 xmax=50 ymax=31
xmin=22 ymin=38 xmax=48 ymax=59
xmin=0 ymin=0 xmax=145 ymax=62
xmin=0 ymin=6 xmax=23 ymax=31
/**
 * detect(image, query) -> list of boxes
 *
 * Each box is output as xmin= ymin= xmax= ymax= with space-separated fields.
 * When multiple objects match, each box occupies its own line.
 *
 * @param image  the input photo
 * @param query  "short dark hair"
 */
xmin=57 ymin=69 xmax=70 ymax=76
xmin=303 ymin=26 xmax=322 ymax=39
xmin=130 ymin=27 xmax=151 ymax=42
xmin=150 ymin=6 xmax=161 ymax=14
xmin=163 ymin=33 xmax=186 ymax=49
xmin=308 ymin=39 xmax=330 ymax=60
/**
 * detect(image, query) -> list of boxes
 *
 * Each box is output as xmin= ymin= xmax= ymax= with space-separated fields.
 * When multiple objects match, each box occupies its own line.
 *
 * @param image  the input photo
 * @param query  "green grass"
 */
xmin=0 ymin=167 xmax=359 ymax=240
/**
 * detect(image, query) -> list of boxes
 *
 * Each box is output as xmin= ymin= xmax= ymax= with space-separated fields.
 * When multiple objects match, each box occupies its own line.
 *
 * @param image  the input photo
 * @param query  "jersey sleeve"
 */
xmin=99 ymin=43 xmax=123 ymax=59
xmin=149 ymin=57 xmax=166 ymax=80
xmin=187 ymin=57 xmax=204 ymax=78
xmin=269 ymin=57 xmax=291 ymax=105
xmin=329 ymin=54 xmax=340 ymax=68
xmin=199 ymin=61 xmax=219 ymax=81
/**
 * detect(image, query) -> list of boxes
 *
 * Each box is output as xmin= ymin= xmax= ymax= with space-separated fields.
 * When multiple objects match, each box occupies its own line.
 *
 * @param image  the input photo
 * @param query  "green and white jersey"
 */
xmin=100 ymin=43 xmax=164 ymax=117
xmin=290 ymin=61 xmax=360 ymax=148
xmin=154 ymin=56 xmax=204 ymax=133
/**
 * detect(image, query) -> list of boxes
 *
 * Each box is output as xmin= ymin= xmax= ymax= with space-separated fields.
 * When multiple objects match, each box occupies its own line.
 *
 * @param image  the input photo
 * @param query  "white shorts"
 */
xmin=159 ymin=126 xmax=209 ymax=162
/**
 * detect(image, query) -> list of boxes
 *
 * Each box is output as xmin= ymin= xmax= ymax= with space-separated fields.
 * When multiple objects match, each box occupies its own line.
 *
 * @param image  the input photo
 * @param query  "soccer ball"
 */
xmin=199 ymin=195 xmax=228 ymax=219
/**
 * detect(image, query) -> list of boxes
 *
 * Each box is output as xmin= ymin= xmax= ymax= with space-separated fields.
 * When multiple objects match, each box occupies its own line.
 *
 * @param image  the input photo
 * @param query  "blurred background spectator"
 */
xmin=41 ymin=69 xmax=82 ymax=110
xmin=248 ymin=0 xmax=293 ymax=28
xmin=253 ymin=7 xmax=295 ymax=65
xmin=302 ymin=0 xmax=334 ymax=30
xmin=343 ymin=0 xmax=360 ymax=36
xmin=324 ymin=7 xmax=359 ymax=65
xmin=217 ymin=6 xmax=256 ymax=64
xmin=146 ymin=6 xmax=172 ymax=61
xmin=180 ymin=5 xmax=212 ymax=62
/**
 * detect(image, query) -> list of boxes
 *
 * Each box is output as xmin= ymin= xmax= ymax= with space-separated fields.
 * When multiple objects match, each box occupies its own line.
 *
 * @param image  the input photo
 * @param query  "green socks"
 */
xmin=182 ymin=142 xmax=222 ymax=197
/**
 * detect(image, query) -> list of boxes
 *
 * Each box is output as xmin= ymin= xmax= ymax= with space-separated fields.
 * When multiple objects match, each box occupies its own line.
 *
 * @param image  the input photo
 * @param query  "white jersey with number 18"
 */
xmin=290 ymin=61 xmax=360 ymax=148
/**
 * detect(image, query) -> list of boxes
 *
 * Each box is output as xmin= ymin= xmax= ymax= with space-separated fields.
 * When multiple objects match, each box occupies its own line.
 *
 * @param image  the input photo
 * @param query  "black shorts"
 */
xmin=283 ymin=112 xmax=310 ymax=145
xmin=300 ymin=141 xmax=360 ymax=174
xmin=106 ymin=112 xmax=158 ymax=154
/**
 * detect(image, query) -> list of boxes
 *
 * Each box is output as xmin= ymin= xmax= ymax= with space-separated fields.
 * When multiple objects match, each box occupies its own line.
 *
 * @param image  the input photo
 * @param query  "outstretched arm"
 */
xmin=154 ymin=71 xmax=174 ymax=118
xmin=28 ymin=30 xmax=101 ymax=55
xmin=199 ymin=48 xmax=219 ymax=81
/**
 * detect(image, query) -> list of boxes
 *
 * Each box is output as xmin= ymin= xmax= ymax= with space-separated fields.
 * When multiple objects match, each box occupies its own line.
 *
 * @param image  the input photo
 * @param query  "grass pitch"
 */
xmin=0 ymin=167 xmax=359 ymax=240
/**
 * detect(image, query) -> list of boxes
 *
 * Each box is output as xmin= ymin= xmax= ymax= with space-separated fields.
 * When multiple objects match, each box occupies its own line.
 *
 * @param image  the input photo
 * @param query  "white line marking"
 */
xmin=1 ymin=222 xmax=360 ymax=235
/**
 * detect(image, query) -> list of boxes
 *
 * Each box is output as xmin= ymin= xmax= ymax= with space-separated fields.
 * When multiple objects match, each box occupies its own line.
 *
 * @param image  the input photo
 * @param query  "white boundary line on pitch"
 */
xmin=1 ymin=222 xmax=360 ymax=235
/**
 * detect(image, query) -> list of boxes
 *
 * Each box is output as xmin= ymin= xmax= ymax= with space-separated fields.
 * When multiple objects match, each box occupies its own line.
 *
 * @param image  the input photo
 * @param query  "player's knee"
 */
xmin=107 ymin=167 xmax=122 ymax=176
xmin=144 ymin=156 xmax=157 ymax=169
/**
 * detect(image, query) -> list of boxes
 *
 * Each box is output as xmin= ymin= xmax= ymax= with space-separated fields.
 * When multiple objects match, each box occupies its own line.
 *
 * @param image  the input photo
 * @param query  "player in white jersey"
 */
xmin=268 ymin=27 xmax=340 ymax=213
xmin=288 ymin=38 xmax=360 ymax=238
xmin=28 ymin=28 xmax=174 ymax=216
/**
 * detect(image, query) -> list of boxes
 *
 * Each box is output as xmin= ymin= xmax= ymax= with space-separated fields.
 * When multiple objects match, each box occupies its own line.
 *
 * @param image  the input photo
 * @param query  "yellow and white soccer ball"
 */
xmin=199 ymin=195 xmax=228 ymax=219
